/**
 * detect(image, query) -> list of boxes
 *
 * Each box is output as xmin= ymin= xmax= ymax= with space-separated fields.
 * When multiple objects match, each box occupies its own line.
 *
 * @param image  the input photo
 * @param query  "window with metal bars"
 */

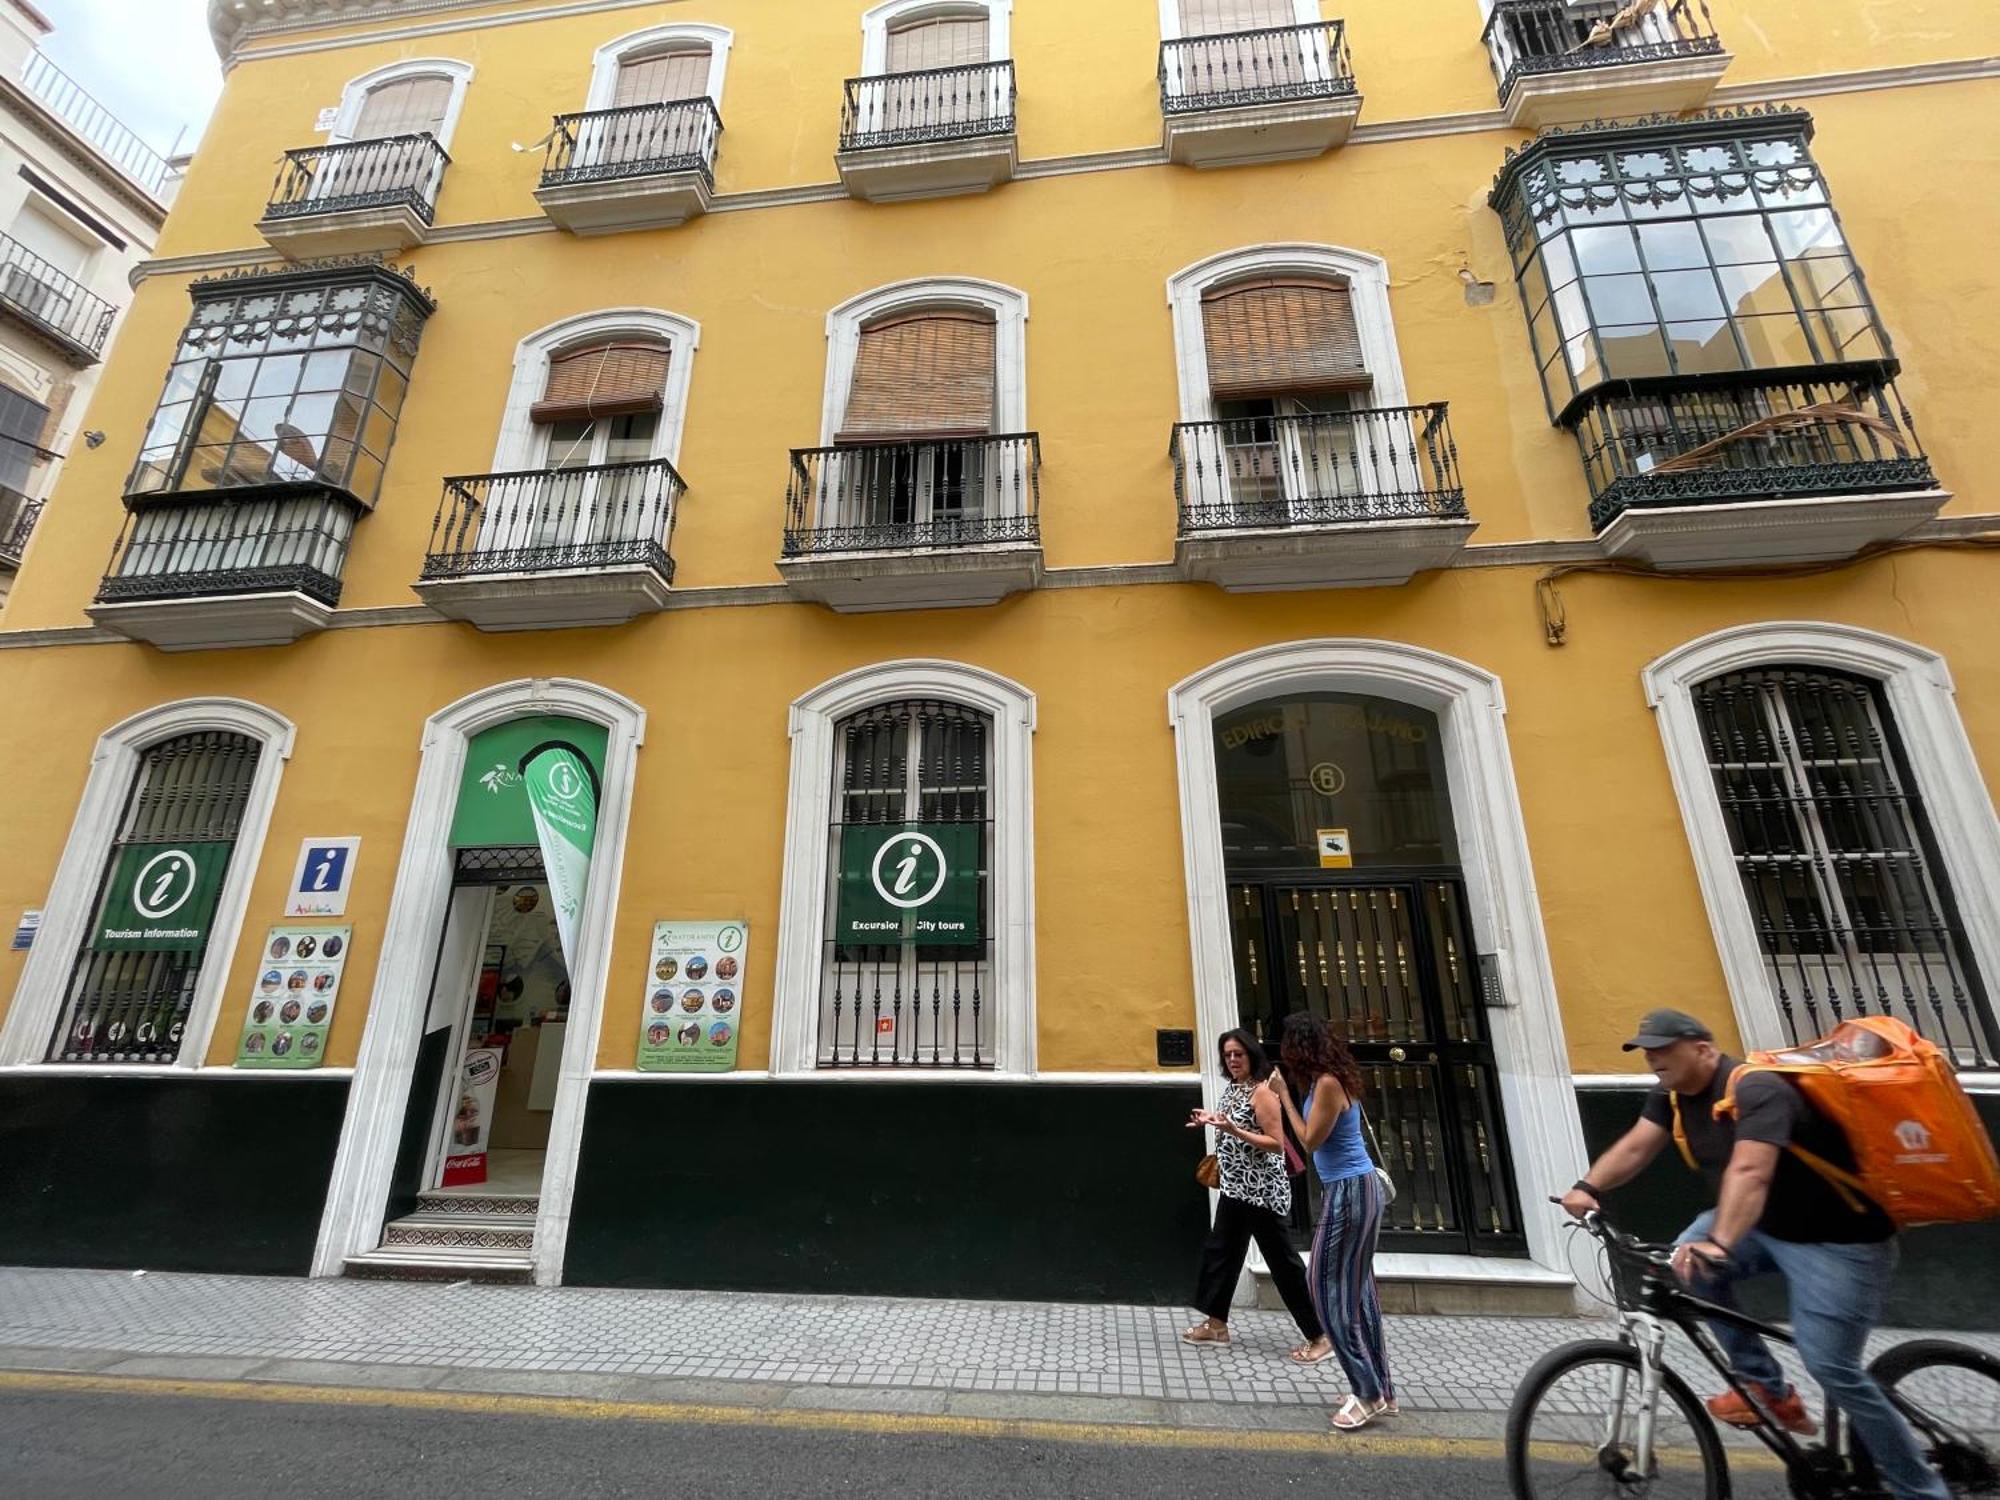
xmin=48 ymin=731 xmax=261 ymax=1064
xmin=818 ymin=699 xmax=993 ymax=1067
xmin=1693 ymin=666 xmax=1998 ymax=1066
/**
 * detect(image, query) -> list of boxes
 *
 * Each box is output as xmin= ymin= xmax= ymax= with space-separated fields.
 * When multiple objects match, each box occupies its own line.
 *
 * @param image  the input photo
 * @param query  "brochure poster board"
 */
xmin=637 ymin=919 xmax=746 ymax=1073
xmin=442 ymin=1046 xmax=503 ymax=1186
xmin=234 ymin=924 xmax=352 ymax=1069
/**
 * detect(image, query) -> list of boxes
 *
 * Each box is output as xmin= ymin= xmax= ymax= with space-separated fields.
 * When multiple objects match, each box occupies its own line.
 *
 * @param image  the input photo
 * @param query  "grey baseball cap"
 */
xmin=1622 ymin=1008 xmax=1715 ymax=1051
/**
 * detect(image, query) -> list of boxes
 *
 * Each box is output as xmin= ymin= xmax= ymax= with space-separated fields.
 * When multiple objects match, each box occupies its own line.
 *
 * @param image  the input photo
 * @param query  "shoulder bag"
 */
xmin=1361 ymin=1108 xmax=1399 ymax=1207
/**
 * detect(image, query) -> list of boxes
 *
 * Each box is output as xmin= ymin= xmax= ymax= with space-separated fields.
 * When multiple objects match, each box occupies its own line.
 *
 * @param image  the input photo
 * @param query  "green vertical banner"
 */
xmin=520 ymin=742 xmax=598 ymax=968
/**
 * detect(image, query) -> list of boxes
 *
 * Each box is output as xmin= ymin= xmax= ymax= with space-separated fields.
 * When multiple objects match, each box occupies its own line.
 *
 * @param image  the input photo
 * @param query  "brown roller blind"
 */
xmin=887 ymin=14 xmax=989 ymax=71
xmin=837 ymin=311 xmax=996 ymax=440
xmin=614 ymin=47 xmax=712 ymax=107
xmin=1178 ymin=0 xmax=1296 ymax=36
xmin=352 ymin=74 xmax=453 ymax=140
xmin=530 ymin=341 xmax=671 ymax=425
xmin=1201 ymin=277 xmax=1370 ymax=398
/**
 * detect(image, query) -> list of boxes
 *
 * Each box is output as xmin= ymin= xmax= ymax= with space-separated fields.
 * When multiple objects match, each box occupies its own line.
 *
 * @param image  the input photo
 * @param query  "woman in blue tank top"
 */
xmin=1274 ymin=1012 xmax=1396 ymax=1432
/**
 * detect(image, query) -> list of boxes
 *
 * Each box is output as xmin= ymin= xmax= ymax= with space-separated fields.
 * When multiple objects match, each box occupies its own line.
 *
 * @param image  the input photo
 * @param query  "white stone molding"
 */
xmin=329 ymin=57 xmax=475 ymax=147
xmin=311 ymin=677 xmax=646 ymax=1285
xmin=1644 ymin=622 xmax=2000 ymax=1054
xmin=582 ymin=23 xmax=735 ymax=112
xmin=769 ymin=660 xmax=1037 ymax=1076
xmin=859 ymin=0 xmax=1012 ymax=74
xmin=1156 ymin=0 xmax=1320 ymax=42
xmin=0 ymin=699 xmax=296 ymax=1071
xmin=1168 ymin=640 xmax=1590 ymax=1283
xmin=819 ymin=276 xmax=1029 ymax=445
xmin=1166 ymin=243 xmax=1409 ymax=420
xmin=487 ymin=307 xmax=702 ymax=473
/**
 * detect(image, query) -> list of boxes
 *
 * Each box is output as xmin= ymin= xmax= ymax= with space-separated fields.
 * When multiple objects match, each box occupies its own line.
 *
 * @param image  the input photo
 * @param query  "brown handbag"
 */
xmin=1195 ymin=1152 xmax=1221 ymax=1190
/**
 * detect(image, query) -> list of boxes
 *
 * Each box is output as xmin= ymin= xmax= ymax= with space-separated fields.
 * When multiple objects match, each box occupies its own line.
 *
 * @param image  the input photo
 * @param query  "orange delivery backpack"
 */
xmin=1670 ymin=1016 xmax=2000 ymax=1230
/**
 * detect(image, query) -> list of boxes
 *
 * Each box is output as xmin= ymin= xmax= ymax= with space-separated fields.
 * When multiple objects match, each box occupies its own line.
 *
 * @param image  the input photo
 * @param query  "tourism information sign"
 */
xmin=637 ymin=919 xmax=747 ymax=1072
xmin=92 ymin=840 xmax=235 ymax=952
xmin=235 ymin=924 xmax=352 ymax=1069
xmin=521 ymin=743 xmax=599 ymax=967
xmin=834 ymin=823 xmax=980 ymax=946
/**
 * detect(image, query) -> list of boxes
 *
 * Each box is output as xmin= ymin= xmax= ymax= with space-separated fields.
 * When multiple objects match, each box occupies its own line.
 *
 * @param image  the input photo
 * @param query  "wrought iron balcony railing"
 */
xmin=540 ymin=98 xmax=723 ymax=188
xmin=264 ymin=134 xmax=451 ymax=224
xmin=1159 ymin=20 xmax=1355 ymax=114
xmin=421 ymin=457 xmax=685 ymax=582
xmin=1170 ymin=404 xmax=1466 ymax=533
xmin=95 ymin=486 xmax=358 ymax=607
xmin=0 ymin=491 xmax=41 ymax=566
xmin=785 ymin=434 xmax=1040 ymax=555
xmin=1482 ymin=0 xmax=1722 ymax=105
xmin=0 ymin=232 xmax=115 ymax=361
xmin=1575 ymin=374 xmax=1936 ymax=531
xmin=840 ymin=60 xmax=1016 ymax=153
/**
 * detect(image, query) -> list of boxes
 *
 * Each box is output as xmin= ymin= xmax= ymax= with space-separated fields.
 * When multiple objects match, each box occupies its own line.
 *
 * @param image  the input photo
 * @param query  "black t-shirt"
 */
xmin=1639 ymin=1057 xmax=1893 ymax=1244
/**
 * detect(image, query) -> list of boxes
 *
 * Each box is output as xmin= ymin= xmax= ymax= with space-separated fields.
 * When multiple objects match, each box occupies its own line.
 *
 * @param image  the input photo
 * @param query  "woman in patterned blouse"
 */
xmin=1183 ymin=1028 xmax=1331 ymax=1362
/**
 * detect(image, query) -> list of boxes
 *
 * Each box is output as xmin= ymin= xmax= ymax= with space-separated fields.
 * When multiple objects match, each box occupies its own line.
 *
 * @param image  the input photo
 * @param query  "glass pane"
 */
xmin=544 ymin=419 xmax=594 ymax=469
xmin=250 ymin=353 xmax=304 ymax=399
xmin=374 ymin=364 xmax=408 ymax=415
xmin=1582 ymin=273 xmax=1655 ymax=326
xmin=360 ymin=404 xmax=395 ymax=456
xmin=1733 ymin=313 xmax=1818 ymax=368
xmin=300 ymin=349 xmax=350 ymax=391
xmin=346 ymin=451 xmax=383 ymax=501
xmin=1551 ymin=282 xmax=1591 ymax=340
xmin=237 ymin=395 xmax=288 ymax=446
xmin=1652 ymin=268 xmax=1727 ymax=323
xmin=1540 ymin=234 xmax=1577 ymax=289
xmin=1665 ymin=320 xmax=1745 ymax=374
xmin=342 ymin=352 xmax=380 ymax=396
xmin=1597 ymin=323 xmax=1671 ymax=379
xmin=1636 ymin=220 xmax=1709 ymax=271
xmin=318 ymin=438 xmax=354 ymax=485
xmin=1518 ymin=253 xmax=1550 ymax=316
xmin=1794 ymin=253 xmax=1866 ymax=309
xmin=1561 ymin=330 xmax=1601 ymax=391
xmin=213 ymin=358 xmax=256 ymax=402
xmin=1702 ymin=215 xmax=1780 ymax=266
xmin=286 ymin=390 xmax=338 ymax=442
xmin=142 ymin=400 xmax=192 ymax=452
xmin=1717 ymin=262 xmax=1795 ymax=318
xmin=161 ymin=361 xmax=206 ymax=405
xmin=1571 ymin=225 xmax=1640 ymax=275
xmin=180 ymin=444 xmax=227 ymax=490
xmin=1769 ymin=208 xmax=1844 ymax=259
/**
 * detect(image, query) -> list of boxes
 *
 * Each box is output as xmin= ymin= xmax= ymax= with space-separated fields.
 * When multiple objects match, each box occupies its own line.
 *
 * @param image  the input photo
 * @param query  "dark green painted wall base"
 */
xmin=1576 ymin=1086 xmax=2000 ymax=1330
xmin=0 ymin=1075 xmax=350 ymax=1276
xmin=565 ymin=1080 xmax=1209 ymax=1303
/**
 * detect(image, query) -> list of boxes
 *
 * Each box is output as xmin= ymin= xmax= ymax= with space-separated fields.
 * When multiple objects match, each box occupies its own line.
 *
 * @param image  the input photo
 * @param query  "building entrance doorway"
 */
xmin=1214 ymin=691 xmax=1524 ymax=1256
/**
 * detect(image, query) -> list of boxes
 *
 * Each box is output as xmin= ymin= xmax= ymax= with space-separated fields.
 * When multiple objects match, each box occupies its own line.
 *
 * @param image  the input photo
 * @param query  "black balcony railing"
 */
xmin=1170 ymin=404 xmax=1466 ymax=532
xmin=264 ymin=134 xmax=450 ymax=225
xmin=1160 ymin=20 xmax=1355 ymax=114
xmin=0 ymin=491 xmax=41 ymax=566
xmin=785 ymin=434 xmax=1040 ymax=555
xmin=0 ymin=234 xmax=114 ymax=361
xmin=1575 ymin=374 xmax=1936 ymax=530
xmin=94 ymin=486 xmax=358 ymax=607
xmin=421 ymin=457 xmax=685 ymax=582
xmin=1482 ymin=0 xmax=1721 ymax=105
xmin=840 ymin=60 xmax=1015 ymax=152
xmin=540 ymin=98 xmax=723 ymax=188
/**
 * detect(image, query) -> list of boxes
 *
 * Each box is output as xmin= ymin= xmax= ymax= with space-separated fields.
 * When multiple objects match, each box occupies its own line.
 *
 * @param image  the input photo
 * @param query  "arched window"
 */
xmin=584 ymin=25 xmax=733 ymax=111
xmin=330 ymin=59 xmax=474 ymax=148
xmin=861 ymin=0 xmax=1011 ymax=74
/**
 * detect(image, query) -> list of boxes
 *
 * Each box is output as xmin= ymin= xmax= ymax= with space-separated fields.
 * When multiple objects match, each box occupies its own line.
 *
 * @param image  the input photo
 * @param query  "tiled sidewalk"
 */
xmin=1 ymin=1266 xmax=1994 ymax=1430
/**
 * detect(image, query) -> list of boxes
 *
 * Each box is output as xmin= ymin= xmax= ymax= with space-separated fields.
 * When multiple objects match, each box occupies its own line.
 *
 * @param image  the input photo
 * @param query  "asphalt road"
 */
xmin=0 ymin=1378 xmax=1525 ymax=1499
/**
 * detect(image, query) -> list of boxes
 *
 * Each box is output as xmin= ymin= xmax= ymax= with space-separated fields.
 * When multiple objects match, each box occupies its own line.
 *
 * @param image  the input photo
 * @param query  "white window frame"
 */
xmin=769 ymin=660 xmax=1037 ymax=1077
xmin=819 ymin=276 xmax=1027 ymax=445
xmin=1156 ymin=0 xmax=1320 ymax=42
xmin=1166 ymin=243 xmax=1409 ymax=421
xmin=860 ymin=0 xmax=1012 ymax=74
xmin=0 ymin=698 xmax=296 ymax=1073
xmin=583 ymin=24 xmax=735 ymax=112
xmin=488 ymin=307 xmax=701 ymax=473
xmin=328 ymin=58 xmax=476 ymax=148
xmin=1645 ymin=622 xmax=2000 ymax=1069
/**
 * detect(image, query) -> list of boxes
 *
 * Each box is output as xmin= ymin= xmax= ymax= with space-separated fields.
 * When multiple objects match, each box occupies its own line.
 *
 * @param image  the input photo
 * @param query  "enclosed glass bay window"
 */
xmin=1490 ymin=109 xmax=1895 ymax=421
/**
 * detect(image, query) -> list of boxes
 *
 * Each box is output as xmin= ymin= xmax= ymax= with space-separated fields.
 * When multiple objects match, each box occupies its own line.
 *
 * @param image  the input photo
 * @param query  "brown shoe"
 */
xmin=1707 ymin=1382 xmax=1817 ymax=1436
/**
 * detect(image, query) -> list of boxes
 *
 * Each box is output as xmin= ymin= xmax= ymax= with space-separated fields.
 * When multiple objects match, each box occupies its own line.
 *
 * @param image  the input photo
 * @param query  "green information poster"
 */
xmin=90 ymin=840 xmax=235 ymax=952
xmin=234 ymin=924 xmax=352 ymax=1069
xmin=520 ymin=742 xmax=598 ymax=968
xmin=637 ymin=920 xmax=747 ymax=1073
xmin=835 ymin=823 xmax=980 ymax=946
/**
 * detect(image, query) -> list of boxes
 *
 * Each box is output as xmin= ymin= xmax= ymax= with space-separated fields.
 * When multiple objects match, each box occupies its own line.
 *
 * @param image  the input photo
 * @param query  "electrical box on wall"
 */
xmin=1156 ymin=1029 xmax=1196 ymax=1067
xmin=1478 ymin=953 xmax=1510 ymax=1008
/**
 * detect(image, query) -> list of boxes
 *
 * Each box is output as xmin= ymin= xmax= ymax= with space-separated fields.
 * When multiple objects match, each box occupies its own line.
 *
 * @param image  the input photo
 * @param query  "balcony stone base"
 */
xmin=1162 ymin=93 xmax=1362 ymax=168
xmin=1176 ymin=518 xmax=1477 ymax=592
xmin=1502 ymin=53 xmax=1730 ymax=129
xmin=778 ymin=542 xmax=1043 ymax=612
xmin=1596 ymin=488 xmax=1948 ymax=570
xmin=413 ymin=566 xmax=673 ymax=631
xmin=256 ymin=204 xmax=429 ymax=258
xmin=836 ymin=135 xmax=1017 ymax=203
xmin=85 ymin=591 xmax=336 ymax=652
xmin=534 ymin=172 xmax=713 ymax=235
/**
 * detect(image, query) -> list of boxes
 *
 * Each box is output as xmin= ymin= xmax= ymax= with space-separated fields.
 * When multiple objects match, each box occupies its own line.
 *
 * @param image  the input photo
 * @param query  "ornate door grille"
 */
xmin=818 ymin=699 xmax=994 ymax=1068
xmin=1694 ymin=666 xmax=1998 ymax=1065
xmin=1228 ymin=878 xmax=1524 ymax=1254
xmin=49 ymin=731 xmax=261 ymax=1064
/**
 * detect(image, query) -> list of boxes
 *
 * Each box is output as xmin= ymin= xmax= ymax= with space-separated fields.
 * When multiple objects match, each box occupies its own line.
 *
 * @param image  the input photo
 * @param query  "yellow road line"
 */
xmin=0 ymin=1368 xmax=1500 ymax=1460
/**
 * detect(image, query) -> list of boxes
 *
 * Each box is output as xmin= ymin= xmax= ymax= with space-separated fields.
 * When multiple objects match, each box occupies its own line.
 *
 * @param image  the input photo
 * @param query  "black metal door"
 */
xmin=1228 ymin=876 xmax=1524 ymax=1255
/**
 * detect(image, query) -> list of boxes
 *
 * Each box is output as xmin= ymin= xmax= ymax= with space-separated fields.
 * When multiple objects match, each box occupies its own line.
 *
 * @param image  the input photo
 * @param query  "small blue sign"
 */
xmin=287 ymin=836 xmax=361 ymax=917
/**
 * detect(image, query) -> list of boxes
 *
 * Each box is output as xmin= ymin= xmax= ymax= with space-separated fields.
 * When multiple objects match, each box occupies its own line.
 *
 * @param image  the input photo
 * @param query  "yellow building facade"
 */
xmin=0 ymin=0 xmax=1995 ymax=1312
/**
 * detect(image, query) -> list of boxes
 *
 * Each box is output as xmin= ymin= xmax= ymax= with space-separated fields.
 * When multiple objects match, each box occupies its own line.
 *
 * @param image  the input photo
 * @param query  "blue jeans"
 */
xmin=1677 ymin=1212 xmax=1947 ymax=1500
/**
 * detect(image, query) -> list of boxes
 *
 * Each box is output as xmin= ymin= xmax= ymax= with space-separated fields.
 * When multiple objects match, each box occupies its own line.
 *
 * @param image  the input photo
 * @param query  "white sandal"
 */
xmin=1331 ymin=1394 xmax=1388 ymax=1431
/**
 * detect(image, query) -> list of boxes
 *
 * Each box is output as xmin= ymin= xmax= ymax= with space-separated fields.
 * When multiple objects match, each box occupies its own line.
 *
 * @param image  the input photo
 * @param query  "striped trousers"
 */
xmin=1308 ymin=1170 xmax=1393 ymax=1403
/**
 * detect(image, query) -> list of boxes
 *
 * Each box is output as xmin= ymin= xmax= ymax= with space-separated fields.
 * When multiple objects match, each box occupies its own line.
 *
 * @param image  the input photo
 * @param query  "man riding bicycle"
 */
xmin=1561 ymin=1008 xmax=1949 ymax=1500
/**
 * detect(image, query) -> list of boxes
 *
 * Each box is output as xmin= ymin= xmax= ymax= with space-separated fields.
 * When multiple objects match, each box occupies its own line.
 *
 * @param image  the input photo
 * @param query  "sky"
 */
xmin=33 ymin=0 xmax=223 ymax=160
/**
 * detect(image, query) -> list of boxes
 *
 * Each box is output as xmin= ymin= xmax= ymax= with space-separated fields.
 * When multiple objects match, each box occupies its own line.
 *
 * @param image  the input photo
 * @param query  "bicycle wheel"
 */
xmin=1868 ymin=1338 xmax=2000 ymax=1495
xmin=1507 ymin=1339 xmax=1728 ymax=1499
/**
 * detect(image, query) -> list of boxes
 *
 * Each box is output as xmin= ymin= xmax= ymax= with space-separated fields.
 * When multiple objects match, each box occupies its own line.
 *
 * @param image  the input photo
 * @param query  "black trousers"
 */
xmin=1194 ymin=1192 xmax=1323 ymax=1340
